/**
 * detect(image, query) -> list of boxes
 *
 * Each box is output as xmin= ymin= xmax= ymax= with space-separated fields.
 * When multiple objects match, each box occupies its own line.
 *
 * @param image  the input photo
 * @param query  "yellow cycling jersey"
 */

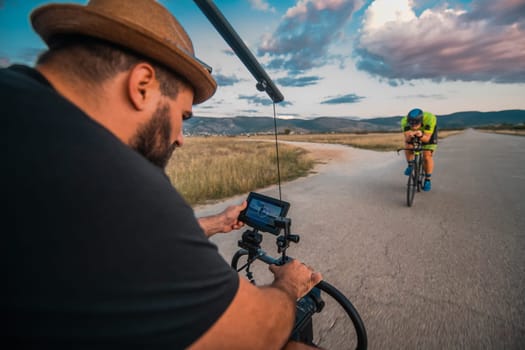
xmin=401 ymin=111 xmax=437 ymax=134
xmin=401 ymin=111 xmax=438 ymax=149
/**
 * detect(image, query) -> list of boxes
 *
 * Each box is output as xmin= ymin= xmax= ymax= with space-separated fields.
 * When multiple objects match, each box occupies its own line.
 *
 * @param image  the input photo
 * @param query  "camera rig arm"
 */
xmin=231 ymin=217 xmax=367 ymax=350
xmin=193 ymin=0 xmax=284 ymax=103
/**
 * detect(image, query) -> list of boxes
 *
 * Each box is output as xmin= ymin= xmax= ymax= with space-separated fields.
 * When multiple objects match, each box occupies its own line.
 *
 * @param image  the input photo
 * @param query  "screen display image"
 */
xmin=239 ymin=192 xmax=290 ymax=234
xmin=246 ymin=199 xmax=282 ymax=226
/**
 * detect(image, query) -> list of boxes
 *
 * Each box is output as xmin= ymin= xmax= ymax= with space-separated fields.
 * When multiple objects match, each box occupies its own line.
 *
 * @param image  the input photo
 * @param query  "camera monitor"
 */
xmin=239 ymin=192 xmax=290 ymax=235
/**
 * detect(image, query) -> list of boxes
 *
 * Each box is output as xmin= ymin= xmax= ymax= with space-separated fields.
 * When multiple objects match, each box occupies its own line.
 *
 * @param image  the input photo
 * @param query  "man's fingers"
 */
xmin=311 ymin=271 xmax=323 ymax=285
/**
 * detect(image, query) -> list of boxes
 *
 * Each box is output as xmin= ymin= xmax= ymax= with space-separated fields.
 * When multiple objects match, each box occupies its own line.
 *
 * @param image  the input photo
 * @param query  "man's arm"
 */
xmin=404 ymin=129 xmax=422 ymax=142
xmin=198 ymin=201 xmax=247 ymax=237
xmin=189 ymin=259 xmax=323 ymax=350
xmin=419 ymin=112 xmax=437 ymax=143
xmin=407 ymin=129 xmax=432 ymax=143
xmin=419 ymin=131 xmax=432 ymax=143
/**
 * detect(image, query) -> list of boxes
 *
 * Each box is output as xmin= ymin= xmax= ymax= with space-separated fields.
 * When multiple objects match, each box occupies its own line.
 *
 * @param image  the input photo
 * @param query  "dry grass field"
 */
xmin=478 ymin=129 xmax=525 ymax=136
xmin=252 ymin=130 xmax=464 ymax=151
xmin=166 ymin=137 xmax=316 ymax=205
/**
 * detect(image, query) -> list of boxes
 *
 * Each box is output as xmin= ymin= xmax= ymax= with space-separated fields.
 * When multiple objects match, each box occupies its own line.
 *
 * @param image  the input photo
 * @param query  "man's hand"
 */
xmin=219 ymin=201 xmax=247 ymax=233
xmin=198 ymin=200 xmax=247 ymax=237
xmin=189 ymin=263 xmax=322 ymax=350
xmin=270 ymin=259 xmax=323 ymax=300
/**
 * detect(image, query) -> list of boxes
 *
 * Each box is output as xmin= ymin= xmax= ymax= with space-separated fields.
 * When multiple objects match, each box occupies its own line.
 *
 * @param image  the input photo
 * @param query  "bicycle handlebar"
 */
xmin=397 ymin=136 xmax=424 ymax=154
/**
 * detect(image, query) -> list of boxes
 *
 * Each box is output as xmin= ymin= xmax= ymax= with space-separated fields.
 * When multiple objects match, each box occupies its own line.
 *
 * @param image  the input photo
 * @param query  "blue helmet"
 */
xmin=407 ymin=108 xmax=423 ymax=125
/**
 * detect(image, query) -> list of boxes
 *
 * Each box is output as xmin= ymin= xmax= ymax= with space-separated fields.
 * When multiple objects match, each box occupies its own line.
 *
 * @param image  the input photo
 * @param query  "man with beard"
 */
xmin=2 ymin=1 xmax=322 ymax=349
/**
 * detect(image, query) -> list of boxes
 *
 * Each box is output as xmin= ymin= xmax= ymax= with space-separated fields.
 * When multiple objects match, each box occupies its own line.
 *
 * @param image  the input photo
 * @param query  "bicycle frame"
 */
xmin=398 ymin=137 xmax=426 ymax=207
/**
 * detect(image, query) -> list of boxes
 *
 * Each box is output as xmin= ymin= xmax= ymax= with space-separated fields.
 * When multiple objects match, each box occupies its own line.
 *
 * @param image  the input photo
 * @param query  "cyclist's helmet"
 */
xmin=407 ymin=108 xmax=423 ymax=125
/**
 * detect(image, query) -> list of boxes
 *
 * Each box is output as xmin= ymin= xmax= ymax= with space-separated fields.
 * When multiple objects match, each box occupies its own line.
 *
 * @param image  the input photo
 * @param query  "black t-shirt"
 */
xmin=2 ymin=65 xmax=239 ymax=347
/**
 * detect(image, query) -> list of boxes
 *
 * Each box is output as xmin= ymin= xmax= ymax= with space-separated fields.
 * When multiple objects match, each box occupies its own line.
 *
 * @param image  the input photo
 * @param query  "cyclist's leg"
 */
xmin=404 ymin=143 xmax=415 ymax=175
xmin=422 ymin=147 xmax=435 ymax=191
xmin=404 ymin=144 xmax=415 ymax=162
xmin=423 ymin=149 xmax=434 ymax=175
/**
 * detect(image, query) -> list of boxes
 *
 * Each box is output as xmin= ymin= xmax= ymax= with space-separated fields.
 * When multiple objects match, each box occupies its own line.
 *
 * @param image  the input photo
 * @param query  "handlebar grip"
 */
xmin=258 ymin=254 xmax=282 ymax=265
xmin=288 ymin=234 xmax=300 ymax=243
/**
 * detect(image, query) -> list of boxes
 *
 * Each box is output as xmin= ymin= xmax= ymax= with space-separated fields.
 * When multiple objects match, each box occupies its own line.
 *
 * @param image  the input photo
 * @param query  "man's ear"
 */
xmin=128 ymin=63 xmax=158 ymax=111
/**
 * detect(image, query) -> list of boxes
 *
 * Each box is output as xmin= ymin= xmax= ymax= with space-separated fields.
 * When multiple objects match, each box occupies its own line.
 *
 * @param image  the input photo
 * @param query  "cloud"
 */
xmin=249 ymin=0 xmax=275 ymax=12
xmin=321 ymin=93 xmax=364 ymax=104
xmin=395 ymin=93 xmax=447 ymax=100
xmin=276 ymin=75 xmax=322 ymax=87
xmin=4 ymin=47 xmax=44 ymax=66
xmin=0 ymin=56 xmax=10 ymax=68
xmin=213 ymin=73 xmax=243 ymax=86
xmin=278 ymin=114 xmax=301 ymax=119
xmin=257 ymin=0 xmax=364 ymax=74
xmin=222 ymin=49 xmax=236 ymax=56
xmin=463 ymin=0 xmax=525 ymax=28
xmin=354 ymin=0 xmax=525 ymax=84
xmin=239 ymin=94 xmax=293 ymax=106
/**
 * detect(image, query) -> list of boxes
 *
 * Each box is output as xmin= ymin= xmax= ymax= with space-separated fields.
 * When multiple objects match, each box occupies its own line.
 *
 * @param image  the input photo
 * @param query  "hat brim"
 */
xmin=31 ymin=4 xmax=216 ymax=104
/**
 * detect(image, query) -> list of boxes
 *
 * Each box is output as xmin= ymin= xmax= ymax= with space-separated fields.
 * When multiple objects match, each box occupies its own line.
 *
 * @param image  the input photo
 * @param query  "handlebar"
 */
xmin=397 ymin=136 xmax=423 ymax=154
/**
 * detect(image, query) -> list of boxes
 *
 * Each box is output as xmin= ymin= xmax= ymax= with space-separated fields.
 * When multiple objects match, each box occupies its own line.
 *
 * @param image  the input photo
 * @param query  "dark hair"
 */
xmin=37 ymin=34 xmax=188 ymax=99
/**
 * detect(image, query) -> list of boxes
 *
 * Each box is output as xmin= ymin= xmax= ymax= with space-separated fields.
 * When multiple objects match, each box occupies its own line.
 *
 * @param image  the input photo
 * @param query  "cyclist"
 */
xmin=401 ymin=108 xmax=438 ymax=191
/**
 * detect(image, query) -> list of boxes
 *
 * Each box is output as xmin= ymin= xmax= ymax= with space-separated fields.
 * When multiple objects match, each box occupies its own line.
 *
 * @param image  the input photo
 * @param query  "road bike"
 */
xmin=233 ymin=192 xmax=368 ymax=349
xmin=397 ymin=137 xmax=426 ymax=207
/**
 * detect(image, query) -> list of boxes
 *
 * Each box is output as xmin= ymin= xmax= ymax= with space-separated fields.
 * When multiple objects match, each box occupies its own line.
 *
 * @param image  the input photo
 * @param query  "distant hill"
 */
xmin=185 ymin=109 xmax=525 ymax=136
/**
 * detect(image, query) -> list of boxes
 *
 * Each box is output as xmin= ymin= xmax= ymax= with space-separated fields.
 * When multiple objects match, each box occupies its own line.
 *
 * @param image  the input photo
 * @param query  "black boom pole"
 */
xmin=193 ymin=0 xmax=284 ymax=103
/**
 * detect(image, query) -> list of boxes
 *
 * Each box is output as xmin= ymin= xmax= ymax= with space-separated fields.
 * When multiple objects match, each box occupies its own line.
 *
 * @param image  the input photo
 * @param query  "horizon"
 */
xmin=193 ymin=108 xmax=525 ymax=120
xmin=1 ymin=0 xmax=524 ymax=119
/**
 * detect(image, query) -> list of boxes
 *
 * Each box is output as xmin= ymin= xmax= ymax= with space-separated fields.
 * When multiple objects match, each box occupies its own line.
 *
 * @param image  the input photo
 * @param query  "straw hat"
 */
xmin=30 ymin=0 xmax=217 ymax=104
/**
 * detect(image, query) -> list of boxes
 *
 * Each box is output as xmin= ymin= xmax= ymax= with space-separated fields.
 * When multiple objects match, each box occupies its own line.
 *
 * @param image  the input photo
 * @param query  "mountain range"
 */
xmin=185 ymin=109 xmax=525 ymax=136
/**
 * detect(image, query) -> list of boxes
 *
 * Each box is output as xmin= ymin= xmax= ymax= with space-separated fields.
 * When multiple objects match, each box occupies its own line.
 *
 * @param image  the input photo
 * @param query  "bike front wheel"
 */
xmin=406 ymin=165 xmax=417 ymax=207
xmin=416 ymin=156 xmax=425 ymax=192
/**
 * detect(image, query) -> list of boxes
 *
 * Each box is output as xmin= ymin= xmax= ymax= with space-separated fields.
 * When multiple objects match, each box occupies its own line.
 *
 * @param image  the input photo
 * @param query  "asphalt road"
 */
xmin=195 ymin=129 xmax=525 ymax=349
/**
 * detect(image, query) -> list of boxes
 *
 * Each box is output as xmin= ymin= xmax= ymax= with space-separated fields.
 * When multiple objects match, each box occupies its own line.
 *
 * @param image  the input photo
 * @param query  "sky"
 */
xmin=1 ymin=0 xmax=524 ymax=119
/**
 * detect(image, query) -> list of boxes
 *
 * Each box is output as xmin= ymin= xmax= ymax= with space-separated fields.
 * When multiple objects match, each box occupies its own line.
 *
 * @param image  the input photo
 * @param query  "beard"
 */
xmin=129 ymin=103 xmax=177 ymax=169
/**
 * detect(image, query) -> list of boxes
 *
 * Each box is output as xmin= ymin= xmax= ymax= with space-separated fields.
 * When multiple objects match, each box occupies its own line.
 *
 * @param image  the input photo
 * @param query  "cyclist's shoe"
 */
xmin=423 ymin=180 xmax=432 ymax=191
xmin=404 ymin=166 xmax=413 ymax=176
